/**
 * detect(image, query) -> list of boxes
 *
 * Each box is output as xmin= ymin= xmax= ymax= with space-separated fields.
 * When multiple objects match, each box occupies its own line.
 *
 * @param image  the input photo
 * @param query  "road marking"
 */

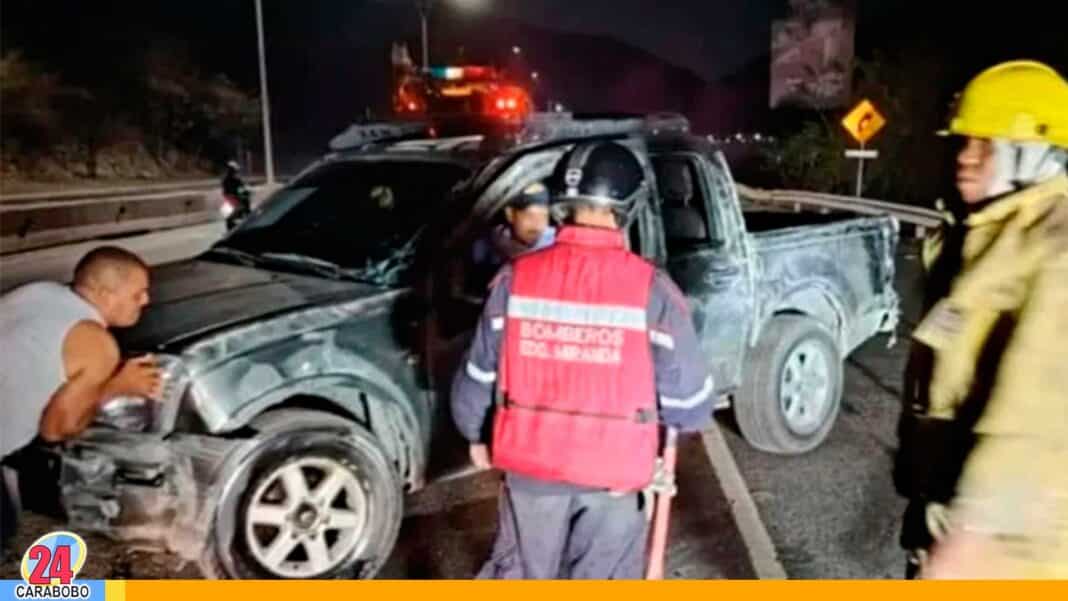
xmin=700 ymin=423 xmax=788 ymax=579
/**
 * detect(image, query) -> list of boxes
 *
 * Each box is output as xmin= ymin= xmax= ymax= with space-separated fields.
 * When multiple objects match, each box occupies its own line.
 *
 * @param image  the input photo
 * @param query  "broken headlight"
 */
xmin=94 ymin=354 xmax=191 ymax=434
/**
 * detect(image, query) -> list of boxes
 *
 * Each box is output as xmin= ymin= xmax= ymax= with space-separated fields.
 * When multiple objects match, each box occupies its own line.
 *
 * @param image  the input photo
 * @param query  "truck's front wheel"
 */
xmin=202 ymin=409 xmax=402 ymax=579
xmin=734 ymin=315 xmax=843 ymax=455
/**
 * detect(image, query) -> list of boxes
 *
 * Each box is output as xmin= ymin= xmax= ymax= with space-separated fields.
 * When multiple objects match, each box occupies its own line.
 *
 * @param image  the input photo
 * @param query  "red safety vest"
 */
xmin=493 ymin=226 xmax=658 ymax=491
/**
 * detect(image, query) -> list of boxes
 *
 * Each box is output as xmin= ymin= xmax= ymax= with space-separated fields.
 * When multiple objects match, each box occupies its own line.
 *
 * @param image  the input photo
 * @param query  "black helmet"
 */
xmin=547 ymin=141 xmax=647 ymax=225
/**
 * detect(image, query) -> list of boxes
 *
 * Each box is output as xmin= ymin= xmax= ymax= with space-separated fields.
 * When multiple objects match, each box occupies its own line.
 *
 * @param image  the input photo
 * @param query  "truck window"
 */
xmin=627 ymin=211 xmax=644 ymax=255
xmin=652 ymin=156 xmax=720 ymax=252
xmin=222 ymin=160 xmax=470 ymax=270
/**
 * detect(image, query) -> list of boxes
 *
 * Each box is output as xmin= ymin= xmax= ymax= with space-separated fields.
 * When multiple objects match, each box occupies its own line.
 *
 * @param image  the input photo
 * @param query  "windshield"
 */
xmin=211 ymin=159 xmax=470 ymax=284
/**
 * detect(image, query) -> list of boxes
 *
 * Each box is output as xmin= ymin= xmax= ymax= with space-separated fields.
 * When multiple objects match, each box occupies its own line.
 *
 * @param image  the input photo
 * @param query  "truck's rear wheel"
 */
xmin=734 ymin=314 xmax=843 ymax=455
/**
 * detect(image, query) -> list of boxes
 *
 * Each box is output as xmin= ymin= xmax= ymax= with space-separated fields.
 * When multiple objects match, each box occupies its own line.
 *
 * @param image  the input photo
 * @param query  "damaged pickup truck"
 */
xmin=49 ymin=114 xmax=899 ymax=579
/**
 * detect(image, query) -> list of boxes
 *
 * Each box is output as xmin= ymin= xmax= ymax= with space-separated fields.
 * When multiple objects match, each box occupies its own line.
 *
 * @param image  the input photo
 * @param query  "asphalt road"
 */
xmin=0 ymin=224 xmax=924 ymax=580
xmin=378 ymin=433 xmax=755 ymax=579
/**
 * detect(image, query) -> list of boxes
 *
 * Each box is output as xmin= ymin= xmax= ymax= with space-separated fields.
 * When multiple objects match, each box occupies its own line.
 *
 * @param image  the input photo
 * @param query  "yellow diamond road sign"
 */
xmin=841 ymin=99 xmax=886 ymax=144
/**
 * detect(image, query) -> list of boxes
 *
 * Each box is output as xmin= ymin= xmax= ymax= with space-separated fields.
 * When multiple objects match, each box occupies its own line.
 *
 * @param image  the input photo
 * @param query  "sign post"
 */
xmin=841 ymin=99 xmax=886 ymax=197
xmin=854 ymin=141 xmax=866 ymax=197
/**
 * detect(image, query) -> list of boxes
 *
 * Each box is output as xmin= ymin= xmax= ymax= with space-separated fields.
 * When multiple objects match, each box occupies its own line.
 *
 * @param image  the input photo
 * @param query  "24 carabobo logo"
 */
xmin=15 ymin=531 xmax=91 ymax=600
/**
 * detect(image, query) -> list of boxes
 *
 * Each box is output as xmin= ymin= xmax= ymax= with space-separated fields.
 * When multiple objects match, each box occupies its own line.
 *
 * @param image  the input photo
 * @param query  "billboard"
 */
xmin=770 ymin=0 xmax=855 ymax=109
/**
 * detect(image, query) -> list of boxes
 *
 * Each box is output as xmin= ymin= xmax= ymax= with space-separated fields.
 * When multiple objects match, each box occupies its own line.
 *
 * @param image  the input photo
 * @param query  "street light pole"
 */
xmin=254 ymin=0 xmax=275 ymax=184
xmin=416 ymin=0 xmax=486 ymax=71
xmin=417 ymin=0 xmax=432 ymax=70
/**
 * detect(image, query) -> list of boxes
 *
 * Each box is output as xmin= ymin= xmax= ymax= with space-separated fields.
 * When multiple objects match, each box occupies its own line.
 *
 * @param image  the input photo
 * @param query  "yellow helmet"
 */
xmin=944 ymin=60 xmax=1068 ymax=148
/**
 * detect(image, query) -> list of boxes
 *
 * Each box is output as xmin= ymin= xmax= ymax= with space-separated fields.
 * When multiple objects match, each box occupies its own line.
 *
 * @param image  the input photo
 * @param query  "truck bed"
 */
xmin=741 ymin=208 xmax=850 ymax=232
xmin=748 ymin=215 xmax=900 ymax=355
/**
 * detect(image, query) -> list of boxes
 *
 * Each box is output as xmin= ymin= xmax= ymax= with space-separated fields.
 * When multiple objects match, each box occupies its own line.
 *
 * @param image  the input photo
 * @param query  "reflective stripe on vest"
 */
xmin=507 ymin=295 xmax=647 ymax=331
xmin=493 ymin=235 xmax=658 ymax=491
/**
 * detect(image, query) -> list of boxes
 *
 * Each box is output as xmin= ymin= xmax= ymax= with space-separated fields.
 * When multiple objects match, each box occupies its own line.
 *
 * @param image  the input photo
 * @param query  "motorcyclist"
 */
xmin=221 ymin=160 xmax=251 ymax=229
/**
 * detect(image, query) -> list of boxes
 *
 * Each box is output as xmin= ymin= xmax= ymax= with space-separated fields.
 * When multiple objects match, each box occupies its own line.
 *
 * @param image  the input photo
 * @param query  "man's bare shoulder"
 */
xmin=63 ymin=320 xmax=119 ymax=376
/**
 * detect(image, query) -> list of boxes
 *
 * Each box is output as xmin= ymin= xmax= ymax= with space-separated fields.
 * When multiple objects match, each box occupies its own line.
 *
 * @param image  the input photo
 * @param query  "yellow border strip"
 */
xmin=119 ymin=580 xmax=1068 ymax=601
xmin=105 ymin=579 xmax=126 ymax=601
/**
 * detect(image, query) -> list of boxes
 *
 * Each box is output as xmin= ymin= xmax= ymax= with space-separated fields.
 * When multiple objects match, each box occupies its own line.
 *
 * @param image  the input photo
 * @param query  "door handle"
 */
xmin=707 ymin=268 xmax=742 ymax=281
xmin=708 ymin=265 xmax=741 ymax=276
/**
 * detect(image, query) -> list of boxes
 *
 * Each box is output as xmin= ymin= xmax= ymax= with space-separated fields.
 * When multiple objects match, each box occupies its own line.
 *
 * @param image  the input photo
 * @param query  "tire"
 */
xmin=202 ymin=409 xmax=403 ymax=579
xmin=733 ymin=314 xmax=843 ymax=455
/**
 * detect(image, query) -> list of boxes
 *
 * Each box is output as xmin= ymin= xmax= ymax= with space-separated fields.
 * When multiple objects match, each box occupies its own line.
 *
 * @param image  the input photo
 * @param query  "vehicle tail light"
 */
xmin=489 ymin=86 xmax=530 ymax=120
xmin=462 ymin=66 xmax=493 ymax=80
xmin=220 ymin=196 xmax=236 ymax=218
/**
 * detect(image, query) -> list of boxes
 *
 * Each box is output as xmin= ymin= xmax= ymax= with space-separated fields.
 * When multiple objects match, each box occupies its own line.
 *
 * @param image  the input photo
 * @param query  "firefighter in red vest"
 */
xmin=451 ymin=140 xmax=714 ymax=579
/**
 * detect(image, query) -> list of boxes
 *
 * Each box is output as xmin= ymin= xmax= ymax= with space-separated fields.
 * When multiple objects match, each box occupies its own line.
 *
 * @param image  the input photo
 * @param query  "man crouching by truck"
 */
xmin=450 ymin=141 xmax=714 ymax=579
xmin=0 ymin=247 xmax=162 ymax=556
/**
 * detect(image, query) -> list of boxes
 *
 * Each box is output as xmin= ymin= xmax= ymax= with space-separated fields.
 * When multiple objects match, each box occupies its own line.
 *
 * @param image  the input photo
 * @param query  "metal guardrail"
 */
xmin=736 ymin=184 xmax=943 ymax=235
xmin=0 ymin=171 xmax=941 ymax=256
xmin=1 ymin=191 xmax=219 ymax=254
xmin=0 ymin=183 xmax=280 ymax=255
xmin=0 ymin=177 xmax=269 ymax=204
xmin=1 ymin=180 xmax=216 ymax=205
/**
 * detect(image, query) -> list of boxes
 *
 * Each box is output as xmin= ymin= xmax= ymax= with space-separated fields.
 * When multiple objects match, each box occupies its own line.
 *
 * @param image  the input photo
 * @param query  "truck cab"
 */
xmin=435 ymin=116 xmax=899 ymax=455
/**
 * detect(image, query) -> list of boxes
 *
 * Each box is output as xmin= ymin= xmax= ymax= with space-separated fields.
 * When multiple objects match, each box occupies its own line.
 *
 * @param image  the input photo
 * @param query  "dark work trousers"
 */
xmin=478 ymin=483 xmax=649 ymax=579
xmin=1 ymin=462 xmax=20 ymax=559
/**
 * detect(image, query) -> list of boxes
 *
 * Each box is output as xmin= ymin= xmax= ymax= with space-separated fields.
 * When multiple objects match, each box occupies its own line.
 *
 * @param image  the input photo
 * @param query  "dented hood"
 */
xmin=115 ymin=259 xmax=389 ymax=352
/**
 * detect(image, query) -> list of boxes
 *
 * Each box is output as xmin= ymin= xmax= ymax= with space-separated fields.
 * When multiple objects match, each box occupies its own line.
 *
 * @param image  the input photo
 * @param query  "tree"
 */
xmin=765 ymin=119 xmax=849 ymax=192
xmin=139 ymin=40 xmax=260 ymax=169
xmin=2 ymin=40 xmax=259 ymax=180
xmin=188 ymin=74 xmax=261 ymax=164
xmin=765 ymin=49 xmax=959 ymax=205
xmin=1 ymin=51 xmax=75 ymax=163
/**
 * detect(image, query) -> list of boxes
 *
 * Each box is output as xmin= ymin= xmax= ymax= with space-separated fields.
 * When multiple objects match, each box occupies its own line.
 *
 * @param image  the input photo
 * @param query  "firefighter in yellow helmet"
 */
xmin=907 ymin=60 xmax=1068 ymax=579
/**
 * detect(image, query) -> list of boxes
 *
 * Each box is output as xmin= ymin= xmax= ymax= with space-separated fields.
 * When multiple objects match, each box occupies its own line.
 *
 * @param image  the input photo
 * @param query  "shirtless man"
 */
xmin=0 ymin=246 xmax=162 ymax=553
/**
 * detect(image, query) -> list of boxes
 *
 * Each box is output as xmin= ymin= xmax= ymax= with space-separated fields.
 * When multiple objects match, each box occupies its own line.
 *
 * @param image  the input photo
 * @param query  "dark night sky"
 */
xmin=3 ymin=1 xmax=1067 ymax=170
xmin=1 ymin=0 xmax=801 ymax=166
xmin=0 ymin=1 xmax=814 ymax=90
xmin=401 ymin=0 xmax=780 ymax=81
xmin=4 ymin=1 xmax=1067 ymax=96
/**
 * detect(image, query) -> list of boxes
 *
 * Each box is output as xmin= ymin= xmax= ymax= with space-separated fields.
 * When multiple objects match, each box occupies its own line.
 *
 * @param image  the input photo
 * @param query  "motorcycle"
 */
xmin=220 ymin=186 xmax=252 ymax=231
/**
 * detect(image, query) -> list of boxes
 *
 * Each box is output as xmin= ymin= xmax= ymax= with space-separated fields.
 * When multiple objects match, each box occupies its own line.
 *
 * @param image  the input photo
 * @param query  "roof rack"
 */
xmin=507 ymin=112 xmax=691 ymax=147
xmin=385 ymin=135 xmax=486 ymax=155
xmin=326 ymin=112 xmax=692 ymax=154
xmin=643 ymin=112 xmax=691 ymax=135
xmin=328 ymin=121 xmax=431 ymax=151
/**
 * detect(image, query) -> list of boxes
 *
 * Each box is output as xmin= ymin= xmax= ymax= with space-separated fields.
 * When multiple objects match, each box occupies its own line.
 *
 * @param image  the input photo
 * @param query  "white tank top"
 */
xmin=0 ymin=282 xmax=104 ymax=457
